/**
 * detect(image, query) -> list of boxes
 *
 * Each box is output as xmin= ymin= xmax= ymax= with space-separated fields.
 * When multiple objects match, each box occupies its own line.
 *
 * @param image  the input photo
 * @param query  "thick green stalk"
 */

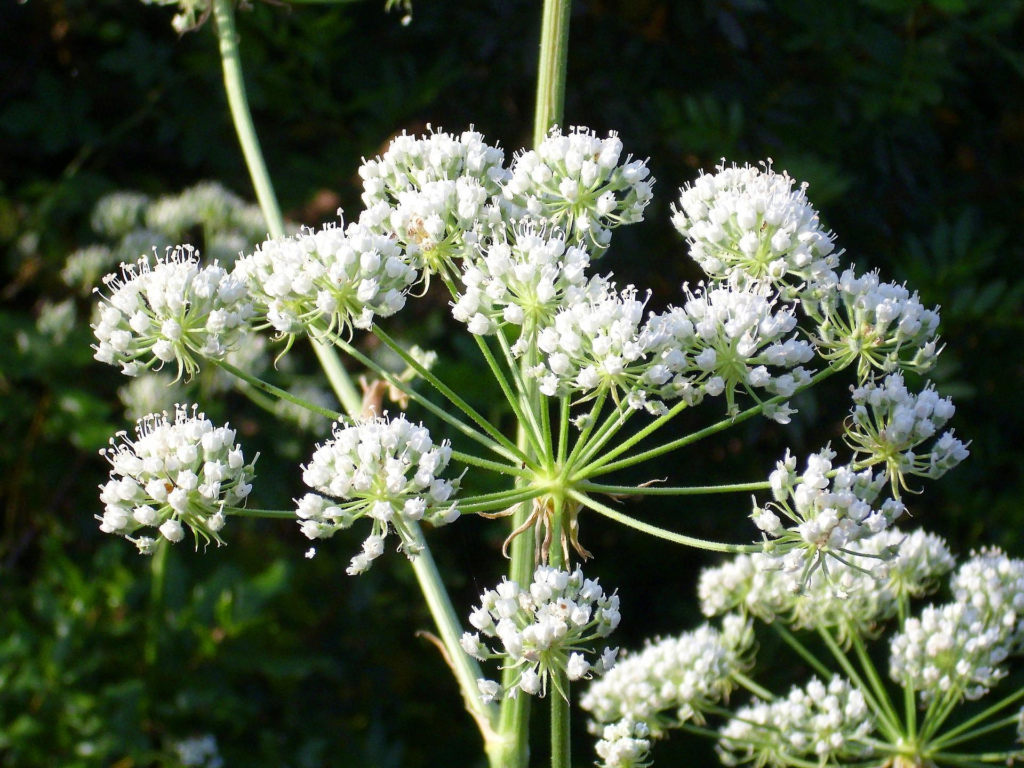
xmin=212 ymin=358 xmax=344 ymax=421
xmin=211 ymin=3 xmax=497 ymax=749
xmin=547 ymin=498 xmax=570 ymax=768
xmin=144 ymin=539 xmax=169 ymax=667
xmin=532 ymin=0 xmax=573 ymax=146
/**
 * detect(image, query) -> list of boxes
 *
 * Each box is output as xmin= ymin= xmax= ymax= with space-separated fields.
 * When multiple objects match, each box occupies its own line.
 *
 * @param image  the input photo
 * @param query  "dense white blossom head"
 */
xmin=465 ymin=565 xmax=620 ymax=701
xmin=753 ymin=447 xmax=905 ymax=594
xmin=718 ymin=677 xmax=875 ymax=767
xmin=92 ymin=245 xmax=253 ymax=380
xmin=644 ymin=280 xmax=814 ymax=419
xmin=451 ymin=224 xmax=590 ymax=346
xmin=594 ymin=720 xmax=652 ymax=768
xmin=358 ymin=127 xmax=508 ymax=279
xmin=846 ymin=373 xmax=968 ymax=495
xmin=504 ymin=126 xmax=653 ymax=253
xmin=811 ymin=268 xmax=941 ymax=380
xmin=91 ymin=191 xmax=151 ymax=239
xmin=951 ymin=548 xmax=1024 ymax=653
xmin=235 ymin=220 xmax=417 ymax=340
xmin=97 ymin=404 xmax=255 ymax=552
xmin=296 ymin=414 xmax=461 ymax=575
xmin=672 ymin=161 xmax=840 ymax=292
xmin=581 ymin=615 xmax=754 ymax=735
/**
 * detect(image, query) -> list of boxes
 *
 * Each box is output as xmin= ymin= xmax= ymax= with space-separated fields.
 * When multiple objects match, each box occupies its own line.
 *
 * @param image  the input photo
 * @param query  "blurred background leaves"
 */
xmin=1 ymin=0 xmax=1023 ymax=765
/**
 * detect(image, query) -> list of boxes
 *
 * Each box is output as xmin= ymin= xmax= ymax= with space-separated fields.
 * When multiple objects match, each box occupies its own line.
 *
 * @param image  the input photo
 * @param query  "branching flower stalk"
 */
xmin=103 ymin=1 xmax=984 ymax=768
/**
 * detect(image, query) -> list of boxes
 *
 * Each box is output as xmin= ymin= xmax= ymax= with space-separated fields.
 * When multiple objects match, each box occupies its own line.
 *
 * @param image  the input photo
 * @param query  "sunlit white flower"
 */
xmin=92 ymin=245 xmax=253 ymax=380
xmin=97 ymin=404 xmax=256 ymax=552
xmin=594 ymin=719 xmax=652 ymax=768
xmin=504 ymin=126 xmax=653 ymax=252
xmin=466 ymin=565 xmax=620 ymax=701
xmin=295 ymin=414 xmax=461 ymax=575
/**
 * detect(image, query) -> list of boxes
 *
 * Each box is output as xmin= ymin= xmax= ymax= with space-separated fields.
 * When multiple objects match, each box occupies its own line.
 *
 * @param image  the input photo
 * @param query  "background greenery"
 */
xmin=2 ymin=0 xmax=1023 ymax=765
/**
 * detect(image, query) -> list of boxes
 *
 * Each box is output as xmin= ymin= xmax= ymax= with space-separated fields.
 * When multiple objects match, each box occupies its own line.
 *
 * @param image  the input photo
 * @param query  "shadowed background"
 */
xmin=2 ymin=0 xmax=1023 ymax=765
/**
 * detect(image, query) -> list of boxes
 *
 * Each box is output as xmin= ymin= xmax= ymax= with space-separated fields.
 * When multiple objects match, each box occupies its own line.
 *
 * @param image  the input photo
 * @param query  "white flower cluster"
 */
xmin=91 ymin=191 xmax=151 ymax=239
xmin=811 ymin=268 xmax=940 ymax=379
xmin=645 ymin=281 xmax=814 ymax=419
xmin=235 ymin=220 xmax=417 ymax=338
xmin=452 ymin=225 xmax=590 ymax=344
xmin=890 ymin=548 xmax=1024 ymax=702
xmin=92 ymin=245 xmax=253 ymax=380
xmin=847 ymin=373 xmax=969 ymax=492
xmin=463 ymin=566 xmax=620 ymax=701
xmin=581 ymin=615 xmax=754 ymax=736
xmin=671 ymin=162 xmax=839 ymax=291
xmin=718 ymin=677 xmax=875 ymax=767
xmin=358 ymin=128 xmax=507 ymax=278
xmin=753 ymin=447 xmax=905 ymax=592
xmin=699 ymin=530 xmax=954 ymax=643
xmin=594 ymin=720 xmax=652 ymax=768
xmin=97 ymin=405 xmax=255 ymax=552
xmin=531 ymin=278 xmax=657 ymax=409
xmin=504 ymin=127 xmax=653 ymax=252
xmin=295 ymin=415 xmax=461 ymax=575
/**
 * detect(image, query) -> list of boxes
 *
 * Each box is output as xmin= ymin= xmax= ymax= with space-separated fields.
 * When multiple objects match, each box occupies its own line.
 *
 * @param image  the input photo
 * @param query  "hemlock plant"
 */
xmin=86 ymin=1 xmax=1023 ymax=767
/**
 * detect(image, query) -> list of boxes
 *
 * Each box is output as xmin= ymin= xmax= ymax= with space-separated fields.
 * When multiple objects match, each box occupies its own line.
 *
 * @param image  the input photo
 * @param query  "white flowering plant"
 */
xmin=86 ymin=0 xmax=1021 ymax=766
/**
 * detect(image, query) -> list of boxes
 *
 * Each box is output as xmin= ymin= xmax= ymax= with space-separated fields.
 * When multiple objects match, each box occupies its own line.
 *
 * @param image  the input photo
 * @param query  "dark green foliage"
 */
xmin=2 ymin=0 xmax=1023 ymax=765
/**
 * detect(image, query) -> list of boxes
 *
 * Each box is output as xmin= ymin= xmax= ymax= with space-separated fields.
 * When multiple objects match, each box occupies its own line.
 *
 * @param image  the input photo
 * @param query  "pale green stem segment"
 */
xmin=547 ymin=496 xmax=571 ymax=768
xmin=570 ymin=491 xmax=761 ymax=553
xmin=850 ymin=630 xmax=903 ymax=736
xmin=144 ymin=538 xmax=169 ymax=667
xmin=532 ymin=0 xmax=573 ymax=147
xmin=929 ymin=685 xmax=1024 ymax=750
xmin=576 ymin=365 xmax=841 ymax=481
xmin=211 ymin=0 xmax=497 ymax=747
xmin=928 ymin=713 xmax=1020 ymax=751
xmin=577 ymin=480 xmax=772 ymax=497
xmin=223 ymin=506 xmax=297 ymax=519
xmin=211 ymin=358 xmax=345 ymax=421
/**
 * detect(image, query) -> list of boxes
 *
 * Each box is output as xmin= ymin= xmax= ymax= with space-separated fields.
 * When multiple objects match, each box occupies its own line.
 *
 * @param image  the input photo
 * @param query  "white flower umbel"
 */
xmin=91 ymin=191 xmax=151 ymax=239
xmin=594 ymin=720 xmax=652 ymax=768
xmin=951 ymin=548 xmax=1024 ymax=653
xmin=92 ymin=245 xmax=253 ymax=380
xmin=671 ymin=161 xmax=840 ymax=293
xmin=753 ymin=447 xmax=905 ymax=594
xmin=581 ymin=615 xmax=755 ymax=736
xmin=235 ymin=220 xmax=417 ymax=340
xmin=846 ymin=373 xmax=969 ymax=495
xmin=464 ymin=565 xmax=620 ymax=701
xmin=451 ymin=224 xmax=590 ymax=347
xmin=644 ymin=280 xmax=814 ymax=418
xmin=889 ymin=602 xmax=1010 ymax=703
xmin=699 ymin=530 xmax=953 ymax=643
xmin=295 ymin=415 xmax=461 ymax=575
xmin=97 ymin=405 xmax=255 ymax=552
xmin=718 ymin=677 xmax=875 ymax=767
xmin=532 ymin=277 xmax=660 ymax=411
xmin=503 ymin=126 xmax=653 ymax=252
xmin=358 ymin=127 xmax=508 ymax=279
xmin=811 ymin=268 xmax=941 ymax=380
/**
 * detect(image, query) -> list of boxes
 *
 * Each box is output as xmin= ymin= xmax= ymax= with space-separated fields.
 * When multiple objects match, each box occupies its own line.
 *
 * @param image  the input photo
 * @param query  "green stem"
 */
xmin=461 ymin=488 xmax=547 ymax=515
xmin=577 ymin=480 xmax=772 ymax=497
xmin=577 ymin=365 xmax=841 ymax=481
xmin=473 ymin=334 xmax=547 ymax=460
xmin=929 ymin=714 xmax=1021 ymax=751
xmin=547 ymin=496 xmax=570 ymax=768
xmin=532 ymin=0 xmax=573 ymax=147
xmin=407 ymin=522 xmax=499 ymax=739
xmin=732 ymin=671 xmax=775 ymax=701
xmin=222 ymin=506 xmax=297 ymax=519
xmin=211 ymin=358 xmax=344 ymax=421
xmin=570 ymin=491 xmax=761 ymax=553
xmin=770 ymin=623 xmax=833 ymax=679
xmin=452 ymin=451 xmax=532 ymax=479
xmin=211 ymin=0 xmax=284 ymax=238
xmin=929 ymin=686 xmax=1024 ymax=750
xmin=850 ymin=630 xmax=903 ymax=738
xmin=144 ymin=538 xmax=168 ymax=667
xmin=311 ymin=341 xmax=364 ymax=418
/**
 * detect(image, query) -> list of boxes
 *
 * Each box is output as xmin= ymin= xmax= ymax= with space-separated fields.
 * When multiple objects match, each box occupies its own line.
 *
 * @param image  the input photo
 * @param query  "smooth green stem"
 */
xmin=407 ymin=522 xmax=499 ymax=738
xmin=573 ymin=399 xmax=634 ymax=471
xmin=311 ymin=340 xmax=364 ymax=417
xmin=330 ymin=332 xmax=528 ymax=466
xmin=222 ymin=506 xmax=297 ymax=519
xmin=374 ymin=325 xmax=532 ymax=464
xmin=770 ymin=623 xmax=833 ymax=679
xmin=921 ymin=690 xmax=970 ymax=745
xmin=816 ymin=626 xmax=903 ymax=742
xmin=473 ymin=334 xmax=547 ymax=460
xmin=212 ymin=0 xmax=284 ymax=238
xmin=577 ymin=480 xmax=772 ymax=497
xmin=577 ymin=365 xmax=841 ymax=481
xmin=547 ymin=496 xmax=570 ymax=768
xmin=144 ymin=539 xmax=168 ymax=667
xmin=563 ymin=391 xmax=607 ymax=472
xmin=569 ymin=491 xmax=761 ymax=553
xmin=557 ymin=397 xmax=570 ymax=467
xmin=494 ymin=330 xmax=547 ymax=457
xmin=929 ymin=714 xmax=1020 ymax=751
xmin=461 ymin=489 xmax=547 ymax=515
xmin=851 ymin=631 xmax=903 ymax=737
xmin=929 ymin=686 xmax=1024 ymax=749
xmin=532 ymin=0 xmax=572 ymax=147
xmin=575 ymin=397 xmax=687 ymax=474
xmin=733 ymin=671 xmax=775 ymax=701
xmin=452 ymin=451 xmax=532 ymax=479
xmin=211 ymin=358 xmax=344 ymax=421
